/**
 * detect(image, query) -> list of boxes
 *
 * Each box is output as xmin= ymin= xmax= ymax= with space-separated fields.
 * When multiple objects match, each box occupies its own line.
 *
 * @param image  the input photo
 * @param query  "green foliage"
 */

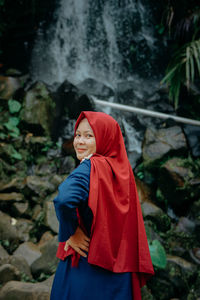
xmin=4 ymin=116 xmax=20 ymax=137
xmin=162 ymin=39 xmax=200 ymax=109
xmin=8 ymin=99 xmax=22 ymax=114
xmin=148 ymin=239 xmax=167 ymax=269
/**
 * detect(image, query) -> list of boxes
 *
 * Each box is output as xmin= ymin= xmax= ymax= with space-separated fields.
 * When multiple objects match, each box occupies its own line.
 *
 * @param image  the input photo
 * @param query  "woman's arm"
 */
xmin=53 ymin=160 xmax=91 ymax=243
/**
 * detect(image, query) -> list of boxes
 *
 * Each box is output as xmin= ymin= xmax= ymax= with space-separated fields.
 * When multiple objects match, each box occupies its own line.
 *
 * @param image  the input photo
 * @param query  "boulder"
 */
xmin=20 ymin=82 xmax=55 ymax=136
xmin=25 ymin=175 xmax=55 ymax=198
xmin=0 ymin=177 xmax=25 ymax=192
xmin=12 ymin=201 xmax=29 ymax=216
xmin=158 ymin=157 xmax=199 ymax=214
xmin=142 ymin=126 xmax=187 ymax=165
xmin=37 ymin=231 xmax=54 ymax=249
xmin=0 ymin=264 xmax=20 ymax=284
xmin=44 ymin=201 xmax=59 ymax=233
xmin=58 ymin=156 xmax=76 ymax=175
xmin=0 ymin=255 xmax=32 ymax=280
xmin=0 ymin=211 xmax=19 ymax=250
xmin=0 ymin=245 xmax=9 ymax=259
xmin=0 ymin=76 xmax=21 ymax=100
xmin=0 ymin=275 xmax=54 ymax=300
xmin=0 ymin=192 xmax=24 ymax=201
xmin=135 ymin=178 xmax=152 ymax=204
xmin=15 ymin=218 xmax=34 ymax=242
xmin=13 ymin=242 xmax=42 ymax=266
xmin=175 ymin=217 xmax=195 ymax=234
xmin=31 ymin=236 xmax=59 ymax=277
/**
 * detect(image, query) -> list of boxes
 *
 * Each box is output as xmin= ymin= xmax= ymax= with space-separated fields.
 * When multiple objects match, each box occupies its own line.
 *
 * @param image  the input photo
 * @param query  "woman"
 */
xmin=51 ymin=111 xmax=154 ymax=300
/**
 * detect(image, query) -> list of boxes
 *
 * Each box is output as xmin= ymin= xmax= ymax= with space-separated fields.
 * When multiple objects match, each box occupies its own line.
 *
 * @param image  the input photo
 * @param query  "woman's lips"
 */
xmin=77 ymin=148 xmax=86 ymax=152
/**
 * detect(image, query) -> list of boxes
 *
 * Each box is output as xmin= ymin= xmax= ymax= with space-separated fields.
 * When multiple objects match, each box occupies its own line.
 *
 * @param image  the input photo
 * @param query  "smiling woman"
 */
xmin=73 ymin=118 xmax=96 ymax=161
xmin=51 ymin=111 xmax=154 ymax=300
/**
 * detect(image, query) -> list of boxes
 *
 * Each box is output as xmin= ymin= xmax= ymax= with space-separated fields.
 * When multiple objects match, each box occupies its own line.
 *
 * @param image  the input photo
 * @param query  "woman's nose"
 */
xmin=78 ymin=136 xmax=85 ymax=143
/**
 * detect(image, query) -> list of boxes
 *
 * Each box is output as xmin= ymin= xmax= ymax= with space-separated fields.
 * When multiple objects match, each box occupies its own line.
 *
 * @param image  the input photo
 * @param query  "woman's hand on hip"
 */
xmin=64 ymin=226 xmax=90 ymax=257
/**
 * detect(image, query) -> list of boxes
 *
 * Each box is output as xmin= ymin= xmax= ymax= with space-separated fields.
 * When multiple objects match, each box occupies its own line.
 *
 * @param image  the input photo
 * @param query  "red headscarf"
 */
xmin=75 ymin=111 xmax=154 ymax=294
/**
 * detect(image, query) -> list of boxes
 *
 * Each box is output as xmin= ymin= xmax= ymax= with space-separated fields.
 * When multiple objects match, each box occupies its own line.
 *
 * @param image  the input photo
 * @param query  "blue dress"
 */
xmin=50 ymin=159 xmax=132 ymax=300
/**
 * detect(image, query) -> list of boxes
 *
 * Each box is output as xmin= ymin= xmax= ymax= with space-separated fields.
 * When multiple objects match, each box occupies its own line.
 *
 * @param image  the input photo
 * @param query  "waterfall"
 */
xmin=31 ymin=0 xmax=167 ymax=90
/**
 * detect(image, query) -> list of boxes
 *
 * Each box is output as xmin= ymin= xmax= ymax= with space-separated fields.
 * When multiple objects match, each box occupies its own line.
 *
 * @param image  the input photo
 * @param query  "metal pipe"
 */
xmin=94 ymin=99 xmax=200 ymax=127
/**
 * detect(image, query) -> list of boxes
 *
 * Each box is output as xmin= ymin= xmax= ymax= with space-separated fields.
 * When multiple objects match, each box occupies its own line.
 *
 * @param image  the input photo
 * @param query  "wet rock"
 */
xmin=158 ymin=158 xmax=199 ymax=214
xmin=13 ymin=242 xmax=42 ymax=267
xmin=0 ymin=264 xmax=20 ymax=284
xmin=142 ymin=201 xmax=171 ymax=231
xmin=0 ymin=275 xmax=54 ymax=300
xmin=44 ymin=200 xmax=59 ymax=233
xmin=20 ymin=82 xmax=55 ymax=136
xmin=77 ymin=78 xmax=114 ymax=98
xmin=0 ymin=76 xmax=21 ymax=100
xmin=31 ymin=236 xmax=59 ymax=277
xmin=142 ymin=126 xmax=187 ymax=165
xmin=183 ymin=124 xmax=200 ymax=157
xmin=0 ymin=192 xmax=24 ymax=201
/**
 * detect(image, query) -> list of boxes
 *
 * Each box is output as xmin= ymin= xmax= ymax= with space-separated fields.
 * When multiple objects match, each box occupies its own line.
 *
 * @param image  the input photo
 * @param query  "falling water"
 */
xmin=31 ymin=0 xmax=166 ymax=90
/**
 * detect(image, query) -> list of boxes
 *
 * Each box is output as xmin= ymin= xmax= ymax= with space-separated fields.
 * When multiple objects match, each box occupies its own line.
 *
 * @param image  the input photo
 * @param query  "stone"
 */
xmin=135 ymin=178 xmax=152 ymax=204
xmin=31 ymin=236 xmax=59 ymax=277
xmin=158 ymin=157 xmax=199 ymax=214
xmin=26 ymin=175 xmax=55 ymax=197
xmin=142 ymin=126 xmax=187 ymax=164
xmin=0 ymin=255 xmax=32 ymax=280
xmin=37 ymin=231 xmax=54 ymax=249
xmin=0 ymin=192 xmax=24 ymax=201
xmin=20 ymin=81 xmax=55 ymax=136
xmin=141 ymin=201 xmax=163 ymax=217
xmin=0 ymin=177 xmax=25 ymax=191
xmin=44 ymin=201 xmax=59 ymax=233
xmin=167 ymin=255 xmax=197 ymax=273
xmin=32 ymin=204 xmax=43 ymax=220
xmin=0 ymin=244 xmax=9 ymax=259
xmin=175 ymin=217 xmax=195 ymax=234
xmin=59 ymin=156 xmax=76 ymax=175
xmin=13 ymin=242 xmax=42 ymax=266
xmin=0 ymin=76 xmax=21 ymax=100
xmin=13 ymin=201 xmax=29 ymax=216
xmin=141 ymin=202 xmax=171 ymax=231
xmin=0 ymin=264 xmax=20 ymax=284
xmin=0 ymin=275 xmax=54 ymax=300
xmin=15 ymin=218 xmax=34 ymax=242
xmin=0 ymin=211 xmax=19 ymax=248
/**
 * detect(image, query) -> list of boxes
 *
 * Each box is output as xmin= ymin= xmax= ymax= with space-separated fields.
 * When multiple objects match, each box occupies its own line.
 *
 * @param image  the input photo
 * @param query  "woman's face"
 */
xmin=73 ymin=118 xmax=96 ymax=161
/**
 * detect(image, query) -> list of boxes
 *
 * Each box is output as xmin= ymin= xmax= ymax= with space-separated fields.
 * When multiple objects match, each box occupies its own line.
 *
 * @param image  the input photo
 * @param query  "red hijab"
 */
xmin=75 ymin=111 xmax=154 ymax=290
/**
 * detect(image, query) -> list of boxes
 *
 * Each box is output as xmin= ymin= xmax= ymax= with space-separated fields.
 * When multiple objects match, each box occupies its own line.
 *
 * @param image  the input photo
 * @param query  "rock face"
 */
xmin=142 ymin=126 xmax=187 ymax=164
xmin=20 ymin=82 xmax=55 ymax=136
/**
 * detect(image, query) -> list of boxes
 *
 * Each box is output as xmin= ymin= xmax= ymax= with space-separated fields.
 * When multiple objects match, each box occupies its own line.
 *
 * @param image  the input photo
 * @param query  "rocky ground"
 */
xmin=0 ymin=71 xmax=200 ymax=300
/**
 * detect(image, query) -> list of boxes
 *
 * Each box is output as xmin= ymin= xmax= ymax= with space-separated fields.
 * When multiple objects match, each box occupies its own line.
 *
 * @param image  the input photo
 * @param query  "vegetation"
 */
xmin=161 ymin=1 xmax=200 ymax=109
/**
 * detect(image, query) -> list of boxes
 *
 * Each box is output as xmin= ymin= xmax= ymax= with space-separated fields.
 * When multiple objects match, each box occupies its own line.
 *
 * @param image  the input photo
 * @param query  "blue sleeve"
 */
xmin=54 ymin=159 xmax=91 ymax=242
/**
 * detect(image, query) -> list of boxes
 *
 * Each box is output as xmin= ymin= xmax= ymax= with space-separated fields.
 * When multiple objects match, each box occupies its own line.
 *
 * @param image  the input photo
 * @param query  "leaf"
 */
xmin=149 ymin=239 xmax=167 ymax=269
xmin=8 ymin=99 xmax=21 ymax=114
xmin=11 ymin=148 xmax=22 ymax=160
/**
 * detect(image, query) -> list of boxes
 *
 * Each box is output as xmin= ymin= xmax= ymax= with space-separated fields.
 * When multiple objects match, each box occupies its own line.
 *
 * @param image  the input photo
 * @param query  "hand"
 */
xmin=64 ymin=226 xmax=90 ymax=257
